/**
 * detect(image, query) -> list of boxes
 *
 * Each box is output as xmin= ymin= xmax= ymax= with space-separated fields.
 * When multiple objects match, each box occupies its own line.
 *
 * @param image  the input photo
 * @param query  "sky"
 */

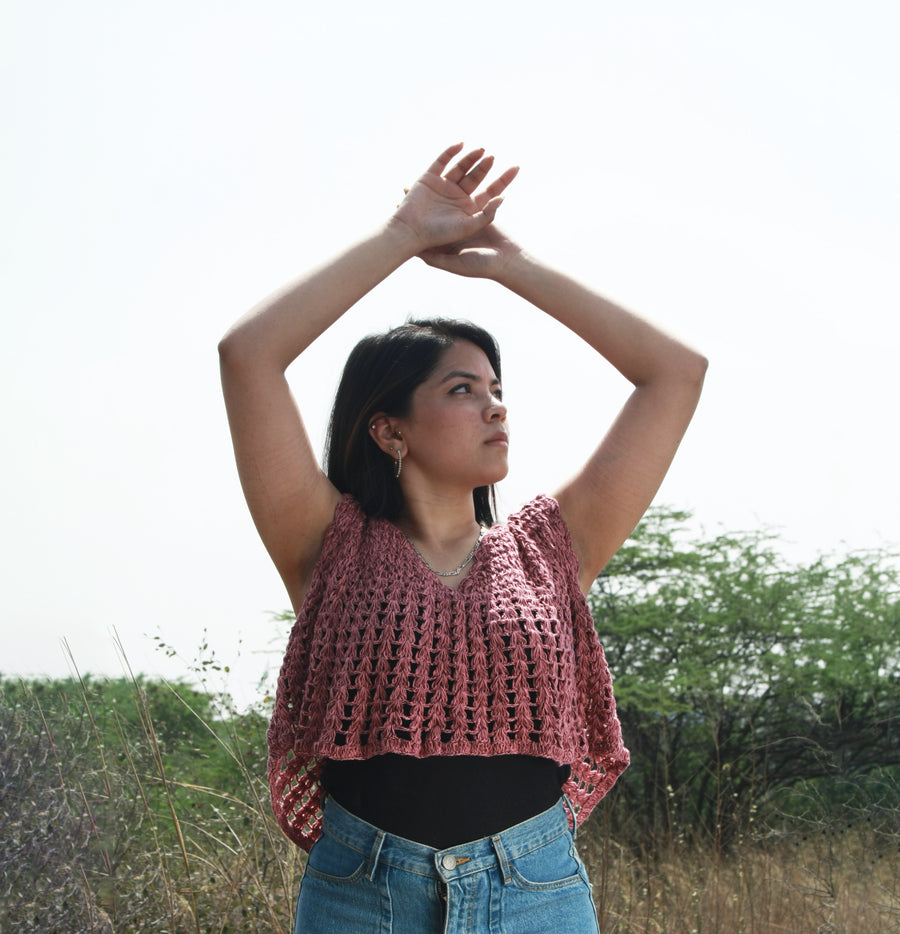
xmin=3 ymin=1 xmax=899 ymax=704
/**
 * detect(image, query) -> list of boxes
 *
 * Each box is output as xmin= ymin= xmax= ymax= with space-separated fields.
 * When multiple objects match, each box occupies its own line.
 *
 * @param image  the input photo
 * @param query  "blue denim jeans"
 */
xmin=293 ymin=796 xmax=599 ymax=933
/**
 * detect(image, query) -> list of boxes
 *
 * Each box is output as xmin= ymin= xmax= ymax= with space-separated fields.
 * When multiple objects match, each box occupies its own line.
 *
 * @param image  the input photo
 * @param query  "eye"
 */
xmin=492 ymin=385 xmax=503 ymax=401
xmin=449 ymin=383 xmax=471 ymax=395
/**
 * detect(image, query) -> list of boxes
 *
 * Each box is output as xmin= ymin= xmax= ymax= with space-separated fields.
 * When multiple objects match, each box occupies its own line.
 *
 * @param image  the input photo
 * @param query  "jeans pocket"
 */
xmin=303 ymin=829 xmax=369 ymax=884
xmin=509 ymin=829 xmax=587 ymax=891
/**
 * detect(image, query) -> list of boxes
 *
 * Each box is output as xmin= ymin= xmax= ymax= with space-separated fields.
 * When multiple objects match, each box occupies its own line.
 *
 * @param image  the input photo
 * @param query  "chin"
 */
xmin=487 ymin=463 xmax=510 ymax=484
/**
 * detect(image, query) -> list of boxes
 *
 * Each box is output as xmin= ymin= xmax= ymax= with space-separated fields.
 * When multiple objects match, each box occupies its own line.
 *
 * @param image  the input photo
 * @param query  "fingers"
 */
xmin=480 ymin=196 xmax=505 ymax=224
xmin=488 ymin=164 xmax=520 ymax=197
xmin=473 ymin=165 xmax=520 ymax=210
xmin=445 ymin=148 xmax=486 ymax=186
xmin=419 ymin=250 xmax=454 ymax=272
xmin=426 ymin=142 xmax=465 ymax=175
xmin=458 ymin=155 xmax=494 ymax=195
xmin=428 ymin=144 xmax=519 ymax=201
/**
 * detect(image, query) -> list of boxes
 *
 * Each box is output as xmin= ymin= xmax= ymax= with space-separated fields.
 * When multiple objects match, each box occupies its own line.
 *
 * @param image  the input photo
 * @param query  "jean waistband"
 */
xmin=319 ymin=795 xmax=574 ymax=884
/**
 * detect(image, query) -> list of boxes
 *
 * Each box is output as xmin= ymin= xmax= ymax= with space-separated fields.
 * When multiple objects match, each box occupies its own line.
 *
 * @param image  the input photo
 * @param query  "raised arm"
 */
xmin=421 ymin=227 xmax=707 ymax=594
xmin=219 ymin=145 xmax=517 ymax=609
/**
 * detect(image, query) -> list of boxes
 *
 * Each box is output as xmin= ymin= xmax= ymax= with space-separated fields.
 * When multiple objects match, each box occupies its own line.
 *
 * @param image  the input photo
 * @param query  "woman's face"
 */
xmin=399 ymin=340 xmax=509 ymax=492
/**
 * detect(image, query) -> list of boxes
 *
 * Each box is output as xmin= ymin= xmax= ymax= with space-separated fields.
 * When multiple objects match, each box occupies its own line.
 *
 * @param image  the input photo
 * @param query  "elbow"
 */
xmin=692 ymin=350 xmax=709 ymax=385
xmin=683 ymin=352 xmax=708 ymax=402
xmin=218 ymin=325 xmax=259 ymax=374
xmin=217 ymin=332 xmax=242 ymax=381
xmin=660 ymin=349 xmax=708 ymax=401
xmin=217 ymin=330 xmax=237 ymax=367
xmin=218 ymin=324 xmax=244 ymax=364
xmin=218 ymin=316 xmax=292 ymax=375
xmin=645 ymin=348 xmax=708 ymax=392
xmin=677 ymin=345 xmax=708 ymax=388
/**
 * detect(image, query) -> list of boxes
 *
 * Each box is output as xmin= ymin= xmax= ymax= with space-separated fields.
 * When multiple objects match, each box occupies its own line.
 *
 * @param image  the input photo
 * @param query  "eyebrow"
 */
xmin=438 ymin=369 xmax=501 ymax=386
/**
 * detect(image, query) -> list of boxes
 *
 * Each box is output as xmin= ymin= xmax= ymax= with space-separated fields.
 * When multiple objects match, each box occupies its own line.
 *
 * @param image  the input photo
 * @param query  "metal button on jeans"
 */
xmin=441 ymin=854 xmax=457 ymax=871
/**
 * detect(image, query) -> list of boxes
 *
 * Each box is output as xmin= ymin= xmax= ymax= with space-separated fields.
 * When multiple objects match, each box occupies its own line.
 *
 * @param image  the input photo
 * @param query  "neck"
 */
xmin=397 ymin=489 xmax=480 ymax=550
xmin=396 ymin=490 xmax=487 ymax=588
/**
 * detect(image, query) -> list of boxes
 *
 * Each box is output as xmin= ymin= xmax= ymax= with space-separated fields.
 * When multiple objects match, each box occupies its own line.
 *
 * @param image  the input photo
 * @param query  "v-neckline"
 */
xmin=388 ymin=521 xmax=493 ymax=593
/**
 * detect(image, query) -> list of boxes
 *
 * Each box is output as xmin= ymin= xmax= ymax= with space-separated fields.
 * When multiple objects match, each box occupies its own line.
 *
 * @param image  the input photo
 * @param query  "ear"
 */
xmin=368 ymin=414 xmax=406 ymax=458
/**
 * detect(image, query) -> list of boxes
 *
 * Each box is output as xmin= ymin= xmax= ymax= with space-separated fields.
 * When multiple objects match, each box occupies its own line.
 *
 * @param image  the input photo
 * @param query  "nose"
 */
xmin=486 ymin=397 xmax=507 ymax=421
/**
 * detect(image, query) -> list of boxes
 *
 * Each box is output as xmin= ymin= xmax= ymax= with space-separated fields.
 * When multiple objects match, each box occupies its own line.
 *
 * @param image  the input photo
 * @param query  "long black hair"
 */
xmin=324 ymin=318 xmax=501 ymax=524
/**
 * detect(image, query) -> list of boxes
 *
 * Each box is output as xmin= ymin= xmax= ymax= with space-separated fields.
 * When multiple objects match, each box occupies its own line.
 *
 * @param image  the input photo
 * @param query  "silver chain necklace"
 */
xmin=406 ymin=527 xmax=485 ymax=577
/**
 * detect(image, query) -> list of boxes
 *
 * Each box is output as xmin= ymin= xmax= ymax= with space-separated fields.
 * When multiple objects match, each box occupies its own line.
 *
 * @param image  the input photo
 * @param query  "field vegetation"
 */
xmin=2 ymin=509 xmax=898 ymax=932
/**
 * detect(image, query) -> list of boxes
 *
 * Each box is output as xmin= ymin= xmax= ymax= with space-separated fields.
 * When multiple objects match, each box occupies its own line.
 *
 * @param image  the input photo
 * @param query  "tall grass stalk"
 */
xmin=1 ymin=645 xmax=897 ymax=933
xmin=117 ymin=643 xmax=202 ymax=934
xmin=581 ymin=817 xmax=900 ymax=933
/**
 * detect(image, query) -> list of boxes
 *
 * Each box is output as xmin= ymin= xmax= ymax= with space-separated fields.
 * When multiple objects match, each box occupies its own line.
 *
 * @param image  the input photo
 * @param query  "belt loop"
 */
xmin=491 ymin=834 xmax=512 ymax=885
xmin=562 ymin=795 xmax=578 ymax=838
xmin=366 ymin=830 xmax=386 ymax=881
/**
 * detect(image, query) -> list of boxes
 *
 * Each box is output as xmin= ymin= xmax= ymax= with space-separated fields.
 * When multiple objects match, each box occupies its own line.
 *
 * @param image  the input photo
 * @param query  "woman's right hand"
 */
xmin=391 ymin=144 xmax=519 ymax=251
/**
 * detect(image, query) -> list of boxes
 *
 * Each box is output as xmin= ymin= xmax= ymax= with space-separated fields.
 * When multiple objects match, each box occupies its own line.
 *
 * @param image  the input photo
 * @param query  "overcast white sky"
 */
xmin=3 ymin=1 xmax=898 ymax=702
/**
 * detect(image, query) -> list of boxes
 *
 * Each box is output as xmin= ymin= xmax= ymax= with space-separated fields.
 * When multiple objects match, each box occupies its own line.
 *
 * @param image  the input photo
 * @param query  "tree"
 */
xmin=589 ymin=508 xmax=900 ymax=848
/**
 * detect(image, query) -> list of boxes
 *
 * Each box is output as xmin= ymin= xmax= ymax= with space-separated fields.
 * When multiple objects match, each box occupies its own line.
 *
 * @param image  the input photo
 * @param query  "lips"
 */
xmin=485 ymin=432 xmax=509 ymax=446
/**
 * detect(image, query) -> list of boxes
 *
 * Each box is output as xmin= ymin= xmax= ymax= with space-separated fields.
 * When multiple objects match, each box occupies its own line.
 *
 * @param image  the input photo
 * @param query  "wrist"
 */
xmin=492 ymin=246 xmax=536 ymax=288
xmin=384 ymin=214 xmax=429 ymax=259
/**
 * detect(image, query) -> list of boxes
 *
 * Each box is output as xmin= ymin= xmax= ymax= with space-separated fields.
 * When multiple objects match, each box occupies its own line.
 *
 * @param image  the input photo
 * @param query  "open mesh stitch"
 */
xmin=267 ymin=494 xmax=629 ymax=851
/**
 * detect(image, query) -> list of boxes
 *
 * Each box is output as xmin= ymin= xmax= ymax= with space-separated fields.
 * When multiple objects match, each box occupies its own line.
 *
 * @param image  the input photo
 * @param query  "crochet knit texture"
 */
xmin=268 ymin=494 xmax=629 ymax=852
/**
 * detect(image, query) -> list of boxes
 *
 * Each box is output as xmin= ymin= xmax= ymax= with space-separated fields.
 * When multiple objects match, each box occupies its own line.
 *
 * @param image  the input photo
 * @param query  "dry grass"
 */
xmin=0 ymin=673 xmax=305 ymax=934
xmin=2 ymin=672 xmax=897 ymax=934
xmin=579 ymin=811 xmax=900 ymax=934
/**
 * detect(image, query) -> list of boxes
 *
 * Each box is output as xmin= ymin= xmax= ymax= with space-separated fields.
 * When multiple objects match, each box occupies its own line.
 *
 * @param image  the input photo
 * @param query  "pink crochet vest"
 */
xmin=267 ymin=494 xmax=629 ymax=851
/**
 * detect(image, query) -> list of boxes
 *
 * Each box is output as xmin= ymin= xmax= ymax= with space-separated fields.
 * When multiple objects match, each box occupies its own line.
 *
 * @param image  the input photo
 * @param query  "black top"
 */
xmin=322 ymin=754 xmax=571 ymax=849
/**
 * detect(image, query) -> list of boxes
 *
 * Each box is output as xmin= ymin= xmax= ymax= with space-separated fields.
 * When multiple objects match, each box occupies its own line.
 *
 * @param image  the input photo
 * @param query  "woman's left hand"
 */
xmin=419 ymin=223 xmax=524 ymax=280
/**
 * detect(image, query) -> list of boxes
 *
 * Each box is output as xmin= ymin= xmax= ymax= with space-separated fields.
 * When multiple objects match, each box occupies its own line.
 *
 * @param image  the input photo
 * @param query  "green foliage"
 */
xmin=2 ymin=511 xmax=899 ymax=930
xmin=0 ymin=693 xmax=96 ymax=931
xmin=590 ymin=507 xmax=900 ymax=847
xmin=0 ymin=674 xmax=301 ymax=934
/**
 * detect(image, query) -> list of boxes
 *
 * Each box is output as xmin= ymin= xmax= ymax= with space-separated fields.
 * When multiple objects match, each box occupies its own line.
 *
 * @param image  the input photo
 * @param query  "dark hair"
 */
xmin=324 ymin=318 xmax=501 ymax=524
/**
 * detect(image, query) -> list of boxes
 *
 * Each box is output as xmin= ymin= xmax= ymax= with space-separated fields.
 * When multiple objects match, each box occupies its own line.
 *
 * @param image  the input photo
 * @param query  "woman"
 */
xmin=219 ymin=144 xmax=707 ymax=933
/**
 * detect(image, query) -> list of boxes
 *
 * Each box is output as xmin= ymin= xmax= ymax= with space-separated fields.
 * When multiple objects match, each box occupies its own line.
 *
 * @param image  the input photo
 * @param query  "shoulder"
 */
xmin=503 ymin=493 xmax=579 ymax=576
xmin=319 ymin=494 xmax=372 ymax=558
xmin=332 ymin=492 xmax=367 ymax=528
xmin=290 ymin=495 xmax=369 ymax=606
xmin=506 ymin=493 xmax=569 ymax=542
xmin=312 ymin=494 xmax=410 ymax=580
